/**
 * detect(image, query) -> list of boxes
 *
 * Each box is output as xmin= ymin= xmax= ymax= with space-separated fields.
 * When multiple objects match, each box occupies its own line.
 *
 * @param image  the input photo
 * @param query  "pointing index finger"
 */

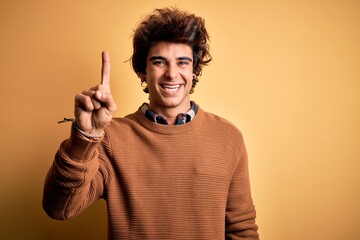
xmin=101 ymin=51 xmax=111 ymax=88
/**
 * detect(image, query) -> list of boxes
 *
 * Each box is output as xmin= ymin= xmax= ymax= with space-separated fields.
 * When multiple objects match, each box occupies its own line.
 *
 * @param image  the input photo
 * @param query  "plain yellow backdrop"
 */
xmin=1 ymin=0 xmax=359 ymax=239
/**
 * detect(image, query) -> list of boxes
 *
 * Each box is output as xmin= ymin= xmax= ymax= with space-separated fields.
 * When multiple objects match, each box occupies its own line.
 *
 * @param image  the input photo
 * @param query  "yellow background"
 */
xmin=1 ymin=0 xmax=359 ymax=239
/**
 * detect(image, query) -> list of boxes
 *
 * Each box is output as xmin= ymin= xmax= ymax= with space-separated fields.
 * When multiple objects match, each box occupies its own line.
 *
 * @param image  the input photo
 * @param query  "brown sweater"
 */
xmin=43 ymin=107 xmax=259 ymax=239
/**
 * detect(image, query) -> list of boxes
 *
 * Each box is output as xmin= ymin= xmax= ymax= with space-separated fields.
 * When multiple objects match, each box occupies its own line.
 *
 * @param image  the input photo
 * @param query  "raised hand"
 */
xmin=74 ymin=51 xmax=117 ymax=136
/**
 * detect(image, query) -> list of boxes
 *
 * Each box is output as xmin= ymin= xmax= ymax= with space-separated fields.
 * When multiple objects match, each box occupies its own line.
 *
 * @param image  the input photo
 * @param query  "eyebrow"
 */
xmin=149 ymin=56 xmax=193 ymax=62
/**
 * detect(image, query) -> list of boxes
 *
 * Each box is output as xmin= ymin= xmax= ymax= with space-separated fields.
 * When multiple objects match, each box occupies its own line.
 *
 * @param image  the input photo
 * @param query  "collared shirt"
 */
xmin=140 ymin=101 xmax=198 ymax=125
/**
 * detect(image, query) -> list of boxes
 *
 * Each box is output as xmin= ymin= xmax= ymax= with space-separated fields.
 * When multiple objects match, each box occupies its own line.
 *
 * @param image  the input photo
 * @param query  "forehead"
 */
xmin=147 ymin=41 xmax=193 ymax=59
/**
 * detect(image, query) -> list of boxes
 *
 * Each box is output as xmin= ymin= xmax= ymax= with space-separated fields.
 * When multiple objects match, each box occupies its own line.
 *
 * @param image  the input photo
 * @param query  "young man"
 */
xmin=43 ymin=8 xmax=259 ymax=239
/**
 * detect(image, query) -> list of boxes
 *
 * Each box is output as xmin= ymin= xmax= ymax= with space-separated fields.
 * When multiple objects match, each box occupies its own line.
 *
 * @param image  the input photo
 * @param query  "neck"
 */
xmin=148 ymin=102 xmax=191 ymax=125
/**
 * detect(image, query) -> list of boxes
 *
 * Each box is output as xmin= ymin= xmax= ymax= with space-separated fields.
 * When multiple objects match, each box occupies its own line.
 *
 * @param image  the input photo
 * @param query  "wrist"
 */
xmin=73 ymin=122 xmax=104 ymax=140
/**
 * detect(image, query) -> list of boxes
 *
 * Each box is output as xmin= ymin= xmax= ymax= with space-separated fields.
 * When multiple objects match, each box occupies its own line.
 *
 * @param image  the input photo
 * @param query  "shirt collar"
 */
xmin=140 ymin=101 xmax=198 ymax=125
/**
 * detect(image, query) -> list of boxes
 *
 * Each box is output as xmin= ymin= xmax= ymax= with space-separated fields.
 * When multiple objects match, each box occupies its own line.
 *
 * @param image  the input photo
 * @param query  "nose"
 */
xmin=164 ymin=63 xmax=178 ymax=80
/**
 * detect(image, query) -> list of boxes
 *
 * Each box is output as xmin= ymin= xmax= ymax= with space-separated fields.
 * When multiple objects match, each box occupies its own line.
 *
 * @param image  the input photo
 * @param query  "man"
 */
xmin=43 ymin=7 xmax=259 ymax=239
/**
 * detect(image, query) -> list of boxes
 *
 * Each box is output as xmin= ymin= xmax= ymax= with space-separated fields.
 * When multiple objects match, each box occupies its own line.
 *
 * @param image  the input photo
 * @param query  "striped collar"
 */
xmin=140 ymin=101 xmax=198 ymax=125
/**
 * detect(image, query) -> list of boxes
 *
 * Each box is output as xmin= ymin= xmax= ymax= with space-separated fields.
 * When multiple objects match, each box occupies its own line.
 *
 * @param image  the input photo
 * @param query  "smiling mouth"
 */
xmin=161 ymin=84 xmax=181 ymax=92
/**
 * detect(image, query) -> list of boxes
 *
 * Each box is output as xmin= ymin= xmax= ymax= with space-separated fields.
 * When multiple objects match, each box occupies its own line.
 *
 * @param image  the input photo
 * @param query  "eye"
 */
xmin=153 ymin=60 xmax=166 ymax=66
xmin=178 ymin=61 xmax=190 ymax=66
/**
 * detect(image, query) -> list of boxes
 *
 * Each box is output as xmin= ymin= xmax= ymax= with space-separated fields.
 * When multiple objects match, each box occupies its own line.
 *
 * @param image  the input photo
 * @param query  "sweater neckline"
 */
xmin=134 ymin=106 xmax=204 ymax=135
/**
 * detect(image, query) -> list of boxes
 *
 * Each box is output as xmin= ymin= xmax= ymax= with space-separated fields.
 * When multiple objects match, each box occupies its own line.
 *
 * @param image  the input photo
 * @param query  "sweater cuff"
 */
xmin=63 ymin=124 xmax=104 ymax=161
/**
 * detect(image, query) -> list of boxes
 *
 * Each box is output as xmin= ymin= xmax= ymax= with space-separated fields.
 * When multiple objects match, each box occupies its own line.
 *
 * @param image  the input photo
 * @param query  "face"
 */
xmin=143 ymin=41 xmax=194 ymax=115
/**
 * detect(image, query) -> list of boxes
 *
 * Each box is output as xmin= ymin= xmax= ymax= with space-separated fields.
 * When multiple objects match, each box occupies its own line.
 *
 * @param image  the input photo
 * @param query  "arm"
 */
xmin=43 ymin=51 xmax=116 ymax=220
xmin=225 ymin=139 xmax=259 ymax=239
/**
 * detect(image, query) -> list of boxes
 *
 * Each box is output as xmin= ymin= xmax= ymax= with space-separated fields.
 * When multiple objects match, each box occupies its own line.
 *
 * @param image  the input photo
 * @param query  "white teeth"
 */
xmin=162 ymin=85 xmax=180 ymax=91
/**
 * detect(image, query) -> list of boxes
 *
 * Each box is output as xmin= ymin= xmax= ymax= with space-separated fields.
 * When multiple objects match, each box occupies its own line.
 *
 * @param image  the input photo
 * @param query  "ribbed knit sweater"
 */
xmin=43 ymin=106 xmax=259 ymax=239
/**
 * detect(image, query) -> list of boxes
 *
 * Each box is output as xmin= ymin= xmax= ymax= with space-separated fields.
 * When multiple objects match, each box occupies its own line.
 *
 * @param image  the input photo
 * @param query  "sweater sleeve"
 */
xmin=225 ymin=138 xmax=259 ymax=239
xmin=42 ymin=125 xmax=107 ymax=220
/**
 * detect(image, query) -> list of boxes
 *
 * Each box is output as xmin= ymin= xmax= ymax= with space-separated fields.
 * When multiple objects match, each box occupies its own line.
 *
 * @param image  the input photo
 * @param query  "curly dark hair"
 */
xmin=131 ymin=7 xmax=212 ymax=93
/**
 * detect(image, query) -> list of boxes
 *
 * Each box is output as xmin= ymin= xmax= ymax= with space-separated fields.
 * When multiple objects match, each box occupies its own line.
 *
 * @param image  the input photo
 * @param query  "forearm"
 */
xmin=225 ymin=198 xmax=259 ymax=239
xmin=42 ymin=127 xmax=104 ymax=220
